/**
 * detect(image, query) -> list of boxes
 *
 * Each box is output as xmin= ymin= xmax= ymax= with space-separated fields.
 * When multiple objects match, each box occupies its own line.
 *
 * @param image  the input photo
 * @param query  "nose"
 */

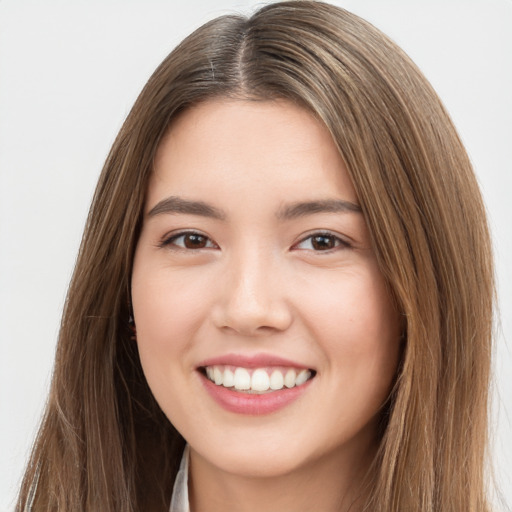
xmin=212 ymin=250 xmax=293 ymax=336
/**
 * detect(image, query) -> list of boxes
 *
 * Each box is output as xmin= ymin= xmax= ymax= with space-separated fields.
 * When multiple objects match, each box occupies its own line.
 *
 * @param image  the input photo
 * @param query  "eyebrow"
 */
xmin=147 ymin=196 xmax=362 ymax=220
xmin=276 ymin=199 xmax=362 ymax=220
xmin=148 ymin=196 xmax=226 ymax=220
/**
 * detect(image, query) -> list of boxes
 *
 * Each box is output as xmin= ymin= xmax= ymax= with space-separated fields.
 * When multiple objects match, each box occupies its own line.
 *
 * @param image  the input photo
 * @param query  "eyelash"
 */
xmin=159 ymin=230 xmax=217 ymax=251
xmin=293 ymin=231 xmax=351 ymax=252
xmin=159 ymin=230 xmax=351 ymax=253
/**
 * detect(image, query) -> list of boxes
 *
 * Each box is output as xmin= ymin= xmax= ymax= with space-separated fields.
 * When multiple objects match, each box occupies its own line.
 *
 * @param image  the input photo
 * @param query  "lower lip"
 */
xmin=200 ymin=372 xmax=313 ymax=415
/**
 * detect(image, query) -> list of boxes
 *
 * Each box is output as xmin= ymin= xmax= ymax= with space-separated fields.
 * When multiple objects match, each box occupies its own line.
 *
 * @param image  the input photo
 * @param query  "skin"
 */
xmin=131 ymin=99 xmax=401 ymax=512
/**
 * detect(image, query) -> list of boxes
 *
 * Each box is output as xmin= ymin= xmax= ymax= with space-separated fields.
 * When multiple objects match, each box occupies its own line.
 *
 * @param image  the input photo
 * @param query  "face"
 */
xmin=132 ymin=99 xmax=401 ymax=479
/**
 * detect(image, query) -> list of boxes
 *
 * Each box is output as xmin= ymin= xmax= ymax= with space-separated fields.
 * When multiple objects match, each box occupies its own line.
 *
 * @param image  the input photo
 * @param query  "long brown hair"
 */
xmin=17 ymin=2 xmax=494 ymax=510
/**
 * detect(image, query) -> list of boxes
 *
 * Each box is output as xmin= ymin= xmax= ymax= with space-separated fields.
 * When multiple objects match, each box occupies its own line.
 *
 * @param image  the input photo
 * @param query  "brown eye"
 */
xmin=311 ymin=235 xmax=336 ymax=250
xmin=161 ymin=231 xmax=217 ymax=250
xmin=294 ymin=232 xmax=350 ymax=252
xmin=183 ymin=233 xmax=208 ymax=249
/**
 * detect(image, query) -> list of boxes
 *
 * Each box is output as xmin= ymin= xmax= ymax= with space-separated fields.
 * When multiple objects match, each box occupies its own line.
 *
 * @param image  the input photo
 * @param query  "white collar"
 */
xmin=169 ymin=444 xmax=191 ymax=512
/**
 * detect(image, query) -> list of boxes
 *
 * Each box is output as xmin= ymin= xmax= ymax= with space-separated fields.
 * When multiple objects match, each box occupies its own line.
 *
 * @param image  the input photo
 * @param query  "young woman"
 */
xmin=16 ymin=2 xmax=495 ymax=511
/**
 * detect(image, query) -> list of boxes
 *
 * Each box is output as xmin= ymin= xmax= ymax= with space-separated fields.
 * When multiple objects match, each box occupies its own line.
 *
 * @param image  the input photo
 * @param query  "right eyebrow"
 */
xmin=147 ymin=196 xmax=227 ymax=220
xmin=277 ymin=199 xmax=362 ymax=220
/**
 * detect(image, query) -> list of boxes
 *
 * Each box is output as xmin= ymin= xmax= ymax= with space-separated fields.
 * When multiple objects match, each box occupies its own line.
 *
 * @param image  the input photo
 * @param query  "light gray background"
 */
xmin=0 ymin=1 xmax=510 ymax=510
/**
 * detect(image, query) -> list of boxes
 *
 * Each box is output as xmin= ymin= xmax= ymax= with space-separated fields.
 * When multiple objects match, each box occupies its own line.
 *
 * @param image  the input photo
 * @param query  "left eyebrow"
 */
xmin=276 ymin=199 xmax=362 ymax=220
xmin=147 ymin=196 xmax=227 ymax=220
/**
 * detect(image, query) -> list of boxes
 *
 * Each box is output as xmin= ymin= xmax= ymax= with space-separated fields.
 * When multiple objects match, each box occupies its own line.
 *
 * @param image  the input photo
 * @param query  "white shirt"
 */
xmin=169 ymin=444 xmax=191 ymax=512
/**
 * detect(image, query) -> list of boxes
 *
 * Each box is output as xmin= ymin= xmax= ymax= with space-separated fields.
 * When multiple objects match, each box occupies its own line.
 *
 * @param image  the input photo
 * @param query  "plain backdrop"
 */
xmin=0 ymin=1 xmax=510 ymax=510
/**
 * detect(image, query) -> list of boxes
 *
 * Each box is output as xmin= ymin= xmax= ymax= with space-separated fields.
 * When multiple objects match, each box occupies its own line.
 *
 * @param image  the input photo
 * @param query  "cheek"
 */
xmin=131 ymin=258 xmax=211 ymax=421
xmin=298 ymin=265 xmax=401 ymax=388
xmin=132 ymin=263 xmax=212 ymax=352
xmin=130 ymin=260 xmax=208 ymax=405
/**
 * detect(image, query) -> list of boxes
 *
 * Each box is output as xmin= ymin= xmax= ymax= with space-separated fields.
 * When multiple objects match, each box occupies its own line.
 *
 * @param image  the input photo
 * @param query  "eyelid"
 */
xmin=292 ymin=230 xmax=352 ymax=251
xmin=157 ymin=229 xmax=351 ymax=252
xmin=158 ymin=229 xmax=219 ymax=250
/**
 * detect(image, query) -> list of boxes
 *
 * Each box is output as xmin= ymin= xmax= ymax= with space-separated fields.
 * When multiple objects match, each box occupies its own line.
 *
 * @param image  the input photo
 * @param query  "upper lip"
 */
xmin=197 ymin=353 xmax=313 ymax=370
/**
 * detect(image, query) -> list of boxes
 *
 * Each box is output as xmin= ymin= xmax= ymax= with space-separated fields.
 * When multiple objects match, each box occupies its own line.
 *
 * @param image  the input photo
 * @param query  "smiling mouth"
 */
xmin=199 ymin=365 xmax=316 ymax=394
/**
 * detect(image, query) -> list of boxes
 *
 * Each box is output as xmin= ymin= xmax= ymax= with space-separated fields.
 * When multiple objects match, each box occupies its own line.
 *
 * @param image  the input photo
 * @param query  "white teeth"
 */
xmin=222 ymin=368 xmax=235 ymax=388
xmin=233 ymin=368 xmax=251 ymax=390
xmin=204 ymin=365 xmax=313 ymax=392
xmin=251 ymin=369 xmax=270 ymax=392
xmin=295 ymin=369 xmax=311 ymax=386
xmin=269 ymin=370 xmax=284 ymax=390
xmin=213 ymin=367 xmax=223 ymax=385
xmin=284 ymin=369 xmax=297 ymax=388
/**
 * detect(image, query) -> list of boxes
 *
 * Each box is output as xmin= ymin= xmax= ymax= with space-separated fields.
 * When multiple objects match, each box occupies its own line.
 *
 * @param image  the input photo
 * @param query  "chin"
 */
xmin=209 ymin=448 xmax=309 ymax=479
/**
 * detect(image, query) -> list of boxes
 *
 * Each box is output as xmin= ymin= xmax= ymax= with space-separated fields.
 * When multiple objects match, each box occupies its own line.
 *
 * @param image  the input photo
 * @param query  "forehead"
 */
xmin=148 ymin=98 xmax=357 ymax=209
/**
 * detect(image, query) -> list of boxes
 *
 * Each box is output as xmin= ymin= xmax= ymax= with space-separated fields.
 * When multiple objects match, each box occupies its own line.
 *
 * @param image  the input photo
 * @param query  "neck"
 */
xmin=188 ymin=437 xmax=377 ymax=512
